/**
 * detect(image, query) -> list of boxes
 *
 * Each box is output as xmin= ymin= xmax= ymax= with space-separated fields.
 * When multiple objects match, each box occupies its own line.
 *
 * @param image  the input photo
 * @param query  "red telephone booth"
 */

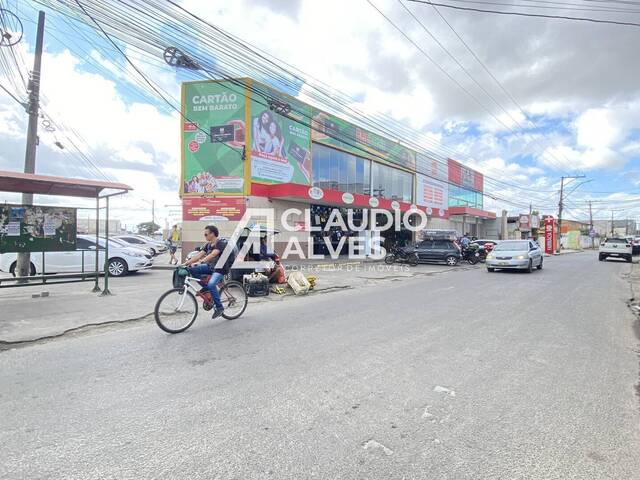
xmin=544 ymin=217 xmax=556 ymax=254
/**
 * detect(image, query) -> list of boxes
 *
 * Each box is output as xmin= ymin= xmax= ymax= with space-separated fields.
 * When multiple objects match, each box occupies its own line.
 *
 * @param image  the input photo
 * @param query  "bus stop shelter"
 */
xmin=0 ymin=170 xmax=132 ymax=294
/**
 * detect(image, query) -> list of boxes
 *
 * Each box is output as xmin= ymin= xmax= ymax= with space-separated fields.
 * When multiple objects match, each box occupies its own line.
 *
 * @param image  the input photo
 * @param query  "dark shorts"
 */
xmin=169 ymin=246 xmax=177 ymax=254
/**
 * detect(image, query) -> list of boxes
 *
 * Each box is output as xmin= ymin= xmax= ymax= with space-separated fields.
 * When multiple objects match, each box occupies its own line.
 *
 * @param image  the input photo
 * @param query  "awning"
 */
xmin=251 ymin=182 xmax=421 ymax=213
xmin=448 ymin=206 xmax=496 ymax=219
xmin=0 ymin=170 xmax=132 ymax=198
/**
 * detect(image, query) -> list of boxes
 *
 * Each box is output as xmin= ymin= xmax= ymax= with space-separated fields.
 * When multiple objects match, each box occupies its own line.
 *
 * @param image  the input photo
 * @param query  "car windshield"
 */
xmin=494 ymin=241 xmax=529 ymax=251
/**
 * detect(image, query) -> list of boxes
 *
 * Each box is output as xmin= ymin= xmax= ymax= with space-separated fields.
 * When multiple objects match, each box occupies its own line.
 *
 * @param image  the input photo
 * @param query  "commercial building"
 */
xmin=179 ymin=78 xmax=496 ymax=256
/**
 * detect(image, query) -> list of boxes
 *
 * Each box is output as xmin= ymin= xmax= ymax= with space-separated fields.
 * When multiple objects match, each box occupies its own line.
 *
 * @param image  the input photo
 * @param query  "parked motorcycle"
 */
xmin=384 ymin=245 xmax=419 ymax=266
xmin=461 ymin=244 xmax=482 ymax=265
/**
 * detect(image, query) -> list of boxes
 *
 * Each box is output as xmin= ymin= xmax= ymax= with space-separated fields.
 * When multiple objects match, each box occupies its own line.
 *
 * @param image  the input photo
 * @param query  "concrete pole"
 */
xmin=16 ymin=11 xmax=45 ymax=279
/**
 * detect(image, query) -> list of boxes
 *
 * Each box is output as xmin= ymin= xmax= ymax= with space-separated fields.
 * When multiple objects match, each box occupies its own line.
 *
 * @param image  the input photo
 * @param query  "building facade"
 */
xmin=180 ymin=79 xmax=496 ymax=256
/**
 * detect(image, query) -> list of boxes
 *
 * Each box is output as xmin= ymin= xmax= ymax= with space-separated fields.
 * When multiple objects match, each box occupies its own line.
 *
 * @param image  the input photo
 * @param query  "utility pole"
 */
xmin=16 ymin=11 xmax=45 ymax=279
xmin=557 ymin=175 xmax=585 ymax=253
xmin=611 ymin=211 xmax=614 ymax=236
xmin=152 ymin=199 xmax=155 ymax=226
xmin=588 ymin=201 xmax=593 ymax=249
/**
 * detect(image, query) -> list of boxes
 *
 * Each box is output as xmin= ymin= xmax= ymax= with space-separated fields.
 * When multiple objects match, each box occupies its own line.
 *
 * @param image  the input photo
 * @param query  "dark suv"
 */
xmin=414 ymin=239 xmax=461 ymax=266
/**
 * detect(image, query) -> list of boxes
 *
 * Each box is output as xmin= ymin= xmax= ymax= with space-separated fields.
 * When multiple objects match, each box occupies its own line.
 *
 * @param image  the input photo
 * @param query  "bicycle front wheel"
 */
xmin=154 ymin=288 xmax=198 ymax=333
xmin=219 ymin=281 xmax=248 ymax=320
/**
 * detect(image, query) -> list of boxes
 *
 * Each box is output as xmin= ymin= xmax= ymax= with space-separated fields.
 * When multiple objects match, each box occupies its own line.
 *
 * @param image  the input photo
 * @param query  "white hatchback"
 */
xmin=0 ymin=235 xmax=154 ymax=277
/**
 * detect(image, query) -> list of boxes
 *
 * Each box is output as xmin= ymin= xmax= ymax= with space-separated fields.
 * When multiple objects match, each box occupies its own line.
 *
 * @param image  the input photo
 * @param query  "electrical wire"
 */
xmin=406 ymin=0 xmax=640 ymax=27
xmin=30 ymin=2 xmax=568 ymax=212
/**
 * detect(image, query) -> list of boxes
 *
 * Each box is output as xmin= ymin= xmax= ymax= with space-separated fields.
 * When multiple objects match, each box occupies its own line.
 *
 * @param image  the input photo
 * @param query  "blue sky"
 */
xmin=1 ymin=0 xmax=639 ymax=226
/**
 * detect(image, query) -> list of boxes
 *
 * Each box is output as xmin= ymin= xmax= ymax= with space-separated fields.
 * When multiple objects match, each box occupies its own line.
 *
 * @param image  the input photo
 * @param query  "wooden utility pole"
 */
xmin=611 ymin=211 xmax=614 ymax=236
xmin=588 ymin=201 xmax=594 ymax=249
xmin=557 ymin=175 xmax=585 ymax=253
xmin=15 ymin=11 xmax=45 ymax=279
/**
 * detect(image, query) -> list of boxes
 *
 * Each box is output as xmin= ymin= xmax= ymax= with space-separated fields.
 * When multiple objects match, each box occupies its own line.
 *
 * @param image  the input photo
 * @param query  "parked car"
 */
xmin=486 ymin=240 xmax=543 ymax=272
xmin=626 ymin=236 xmax=640 ymax=256
xmin=599 ymin=237 xmax=632 ymax=263
xmin=413 ymin=239 xmax=461 ymax=266
xmin=470 ymin=239 xmax=498 ymax=253
xmin=115 ymin=234 xmax=166 ymax=256
xmin=0 ymin=235 xmax=153 ymax=277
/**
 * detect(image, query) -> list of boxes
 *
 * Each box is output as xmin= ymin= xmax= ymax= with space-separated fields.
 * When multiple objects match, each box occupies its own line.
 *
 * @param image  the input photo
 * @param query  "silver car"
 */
xmin=486 ymin=240 xmax=543 ymax=273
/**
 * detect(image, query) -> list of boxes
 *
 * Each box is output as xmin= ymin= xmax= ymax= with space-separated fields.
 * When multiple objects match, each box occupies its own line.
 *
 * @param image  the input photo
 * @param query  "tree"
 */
xmin=137 ymin=221 xmax=161 ymax=236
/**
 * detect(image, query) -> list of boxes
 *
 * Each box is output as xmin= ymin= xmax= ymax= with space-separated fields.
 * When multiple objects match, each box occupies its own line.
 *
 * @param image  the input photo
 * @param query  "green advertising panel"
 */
xmin=311 ymin=108 xmax=416 ymax=172
xmin=250 ymin=85 xmax=312 ymax=185
xmin=0 ymin=204 xmax=76 ymax=253
xmin=182 ymin=81 xmax=246 ymax=195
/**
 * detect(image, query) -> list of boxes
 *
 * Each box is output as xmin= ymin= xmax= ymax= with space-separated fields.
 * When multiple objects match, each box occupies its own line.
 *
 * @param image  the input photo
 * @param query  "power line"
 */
xmin=0 ymin=79 xmax=25 ymax=105
xmin=426 ymin=0 xmax=640 ymax=14
xmin=406 ymin=0 xmax=640 ymax=27
xmin=397 ymin=0 xmax=572 ymax=173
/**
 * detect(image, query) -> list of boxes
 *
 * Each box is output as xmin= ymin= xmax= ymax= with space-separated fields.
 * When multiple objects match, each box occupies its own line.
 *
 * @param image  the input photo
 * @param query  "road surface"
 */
xmin=1 ymin=252 xmax=638 ymax=479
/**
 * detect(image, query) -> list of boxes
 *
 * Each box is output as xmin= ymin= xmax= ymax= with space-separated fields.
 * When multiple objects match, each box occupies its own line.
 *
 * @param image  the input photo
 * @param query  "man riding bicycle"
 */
xmin=184 ymin=225 xmax=234 ymax=319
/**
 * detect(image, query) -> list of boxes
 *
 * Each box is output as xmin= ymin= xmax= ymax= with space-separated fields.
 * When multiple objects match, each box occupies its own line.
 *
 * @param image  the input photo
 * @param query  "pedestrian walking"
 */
xmin=167 ymin=225 xmax=180 ymax=265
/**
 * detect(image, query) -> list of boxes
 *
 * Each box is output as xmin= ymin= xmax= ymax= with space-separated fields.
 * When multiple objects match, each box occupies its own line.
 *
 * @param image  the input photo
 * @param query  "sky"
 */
xmin=1 ymin=0 xmax=639 ymax=228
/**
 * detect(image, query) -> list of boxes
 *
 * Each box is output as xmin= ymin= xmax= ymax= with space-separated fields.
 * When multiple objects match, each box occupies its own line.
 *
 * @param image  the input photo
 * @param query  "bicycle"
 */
xmin=154 ymin=272 xmax=248 ymax=334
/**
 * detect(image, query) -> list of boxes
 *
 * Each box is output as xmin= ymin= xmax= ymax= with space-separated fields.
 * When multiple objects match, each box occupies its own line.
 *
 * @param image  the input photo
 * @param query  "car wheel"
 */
xmin=487 ymin=267 xmax=495 ymax=272
xmin=598 ymin=254 xmax=604 ymax=261
xmin=108 ymin=258 xmax=128 ymax=277
xmin=445 ymin=255 xmax=458 ymax=266
xmin=149 ymin=248 xmax=157 ymax=256
xmin=627 ymin=255 xmax=633 ymax=263
xmin=537 ymin=258 xmax=543 ymax=270
xmin=526 ymin=260 xmax=533 ymax=273
xmin=9 ymin=261 xmax=36 ymax=277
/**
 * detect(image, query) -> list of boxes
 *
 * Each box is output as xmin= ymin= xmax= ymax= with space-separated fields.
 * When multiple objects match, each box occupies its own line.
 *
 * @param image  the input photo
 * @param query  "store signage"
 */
xmin=341 ymin=192 xmax=354 ymax=204
xmin=519 ymin=214 xmax=531 ymax=231
xmin=391 ymin=200 xmax=400 ymax=210
xmin=369 ymin=197 xmax=380 ymax=208
xmin=448 ymin=158 xmax=483 ymax=192
xmin=531 ymin=215 xmax=540 ymax=229
xmin=182 ymin=81 xmax=245 ymax=195
xmin=308 ymin=187 xmax=324 ymax=200
xmin=416 ymin=174 xmax=448 ymax=214
xmin=182 ymin=197 xmax=246 ymax=221
xmin=544 ymin=217 xmax=556 ymax=254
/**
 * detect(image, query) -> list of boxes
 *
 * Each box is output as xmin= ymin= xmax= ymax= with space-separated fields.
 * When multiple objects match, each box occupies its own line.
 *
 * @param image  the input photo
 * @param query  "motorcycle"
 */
xmin=461 ymin=244 xmax=482 ymax=265
xmin=384 ymin=244 xmax=419 ymax=266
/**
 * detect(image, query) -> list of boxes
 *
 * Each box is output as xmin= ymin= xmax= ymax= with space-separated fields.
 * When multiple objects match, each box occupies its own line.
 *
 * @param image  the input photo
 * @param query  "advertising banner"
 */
xmin=544 ymin=217 xmax=556 ymax=254
xmin=416 ymin=174 xmax=448 ymax=218
xmin=416 ymin=153 xmax=448 ymax=182
xmin=311 ymin=108 xmax=416 ymax=171
xmin=182 ymin=81 xmax=246 ymax=196
xmin=250 ymin=86 xmax=312 ymax=185
xmin=448 ymin=158 xmax=484 ymax=192
xmin=182 ymin=197 xmax=246 ymax=222
xmin=519 ymin=214 xmax=531 ymax=231
xmin=0 ymin=204 xmax=76 ymax=253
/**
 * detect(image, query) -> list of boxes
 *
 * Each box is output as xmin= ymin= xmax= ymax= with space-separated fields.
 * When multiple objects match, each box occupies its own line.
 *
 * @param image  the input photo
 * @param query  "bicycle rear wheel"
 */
xmin=154 ymin=287 xmax=198 ymax=333
xmin=219 ymin=281 xmax=248 ymax=320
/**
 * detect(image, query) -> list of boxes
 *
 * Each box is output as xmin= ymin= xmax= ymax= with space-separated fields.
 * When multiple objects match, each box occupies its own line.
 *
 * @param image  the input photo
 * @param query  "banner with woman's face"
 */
xmin=250 ymin=86 xmax=312 ymax=186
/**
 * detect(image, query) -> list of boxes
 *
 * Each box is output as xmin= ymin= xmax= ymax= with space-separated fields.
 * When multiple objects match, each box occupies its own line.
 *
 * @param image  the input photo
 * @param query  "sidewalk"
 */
xmin=0 ymin=261 xmax=466 ymax=345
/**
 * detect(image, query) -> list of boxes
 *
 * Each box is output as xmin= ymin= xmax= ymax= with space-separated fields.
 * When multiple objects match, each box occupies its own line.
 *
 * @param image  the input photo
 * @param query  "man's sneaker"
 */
xmin=211 ymin=307 xmax=224 ymax=319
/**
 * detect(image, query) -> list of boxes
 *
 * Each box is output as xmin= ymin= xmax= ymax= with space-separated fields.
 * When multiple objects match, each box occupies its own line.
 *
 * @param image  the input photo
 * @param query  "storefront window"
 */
xmin=449 ymin=186 xmax=483 ymax=209
xmin=312 ymin=143 xmax=370 ymax=194
xmin=371 ymin=162 xmax=413 ymax=203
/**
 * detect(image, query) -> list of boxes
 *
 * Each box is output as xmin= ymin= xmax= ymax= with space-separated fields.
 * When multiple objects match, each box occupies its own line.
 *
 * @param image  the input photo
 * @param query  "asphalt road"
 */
xmin=1 ymin=252 xmax=639 ymax=479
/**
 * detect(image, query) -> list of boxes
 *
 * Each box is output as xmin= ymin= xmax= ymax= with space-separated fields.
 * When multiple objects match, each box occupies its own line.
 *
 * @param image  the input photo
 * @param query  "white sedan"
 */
xmin=0 ymin=235 xmax=153 ymax=277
